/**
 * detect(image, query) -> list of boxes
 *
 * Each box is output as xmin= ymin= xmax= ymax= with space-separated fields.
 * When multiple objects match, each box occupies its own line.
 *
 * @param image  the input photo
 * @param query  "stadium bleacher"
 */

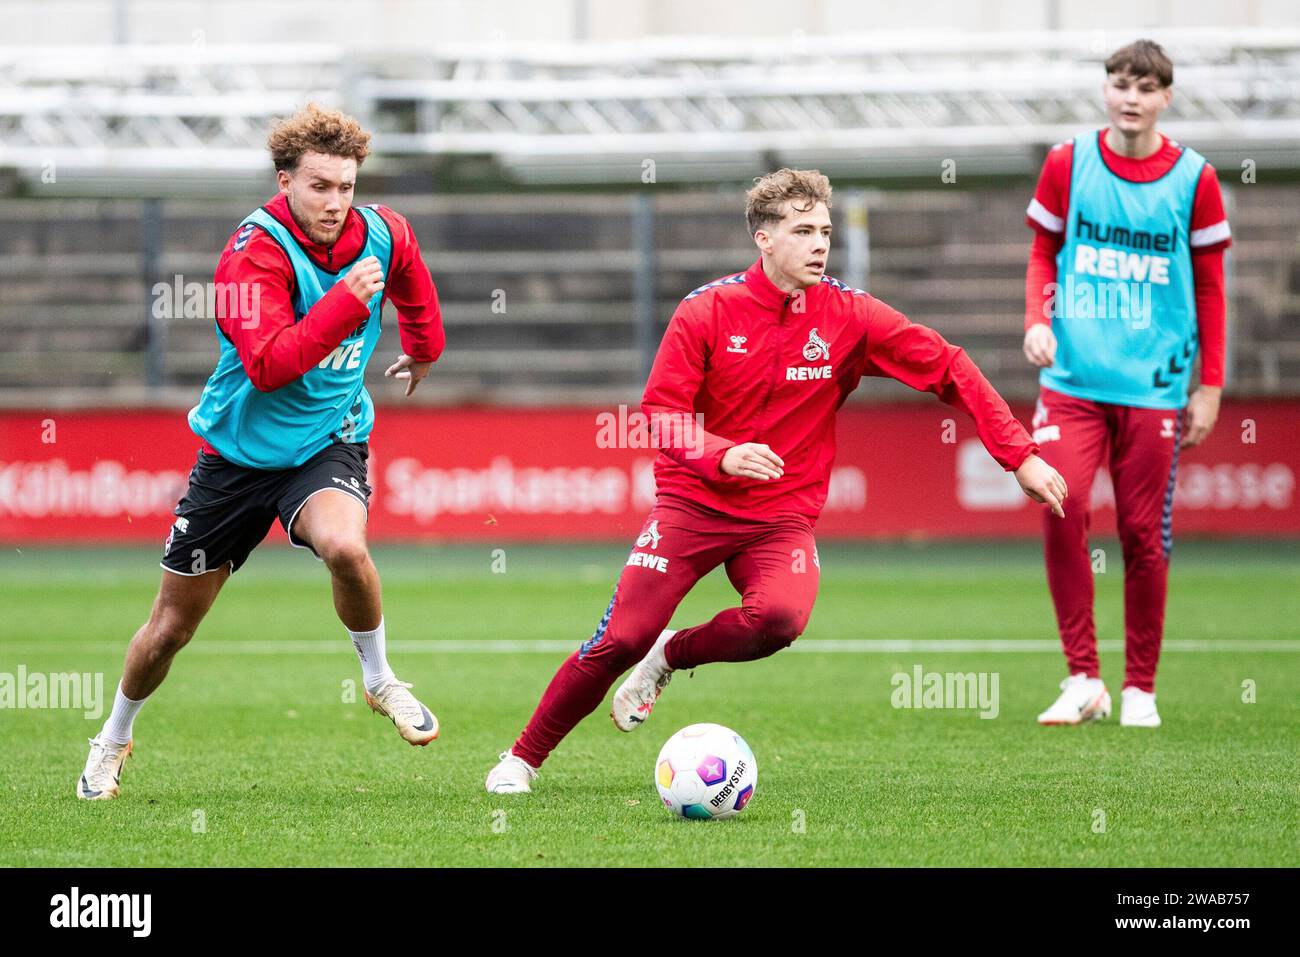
xmin=2 ymin=28 xmax=1298 ymax=406
xmin=0 ymin=184 xmax=1296 ymax=406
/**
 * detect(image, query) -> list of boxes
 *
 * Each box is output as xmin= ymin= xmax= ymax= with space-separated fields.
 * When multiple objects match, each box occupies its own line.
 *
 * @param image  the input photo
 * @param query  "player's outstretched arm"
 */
xmin=1014 ymin=453 xmax=1068 ymax=518
xmin=861 ymin=297 xmax=1060 ymax=508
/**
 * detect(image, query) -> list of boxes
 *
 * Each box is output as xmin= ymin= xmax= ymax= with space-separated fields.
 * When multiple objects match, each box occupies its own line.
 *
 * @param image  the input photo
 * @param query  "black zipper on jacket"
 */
xmin=752 ymin=293 xmax=790 ymax=437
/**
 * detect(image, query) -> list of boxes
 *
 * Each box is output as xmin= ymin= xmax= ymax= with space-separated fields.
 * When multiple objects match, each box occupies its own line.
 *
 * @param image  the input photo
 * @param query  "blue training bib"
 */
xmin=189 ymin=204 xmax=392 ymax=469
xmin=1042 ymin=132 xmax=1204 ymax=409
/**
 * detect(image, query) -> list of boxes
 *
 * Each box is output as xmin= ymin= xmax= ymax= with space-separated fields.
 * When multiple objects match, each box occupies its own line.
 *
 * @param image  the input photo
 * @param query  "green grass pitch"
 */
xmin=1 ymin=540 xmax=1296 ymax=867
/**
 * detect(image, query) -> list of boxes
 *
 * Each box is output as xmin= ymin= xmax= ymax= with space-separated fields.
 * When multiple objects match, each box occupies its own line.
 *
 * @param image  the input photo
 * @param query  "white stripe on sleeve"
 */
xmin=1026 ymin=198 xmax=1064 ymax=233
xmin=1190 ymin=220 xmax=1231 ymax=247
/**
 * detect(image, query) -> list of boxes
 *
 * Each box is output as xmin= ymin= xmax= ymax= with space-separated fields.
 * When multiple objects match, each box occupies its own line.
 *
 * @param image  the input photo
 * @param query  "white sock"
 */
xmin=101 ymin=682 xmax=146 ymax=745
xmin=653 ymin=628 xmax=677 ymax=671
xmin=349 ymin=617 xmax=396 ymax=694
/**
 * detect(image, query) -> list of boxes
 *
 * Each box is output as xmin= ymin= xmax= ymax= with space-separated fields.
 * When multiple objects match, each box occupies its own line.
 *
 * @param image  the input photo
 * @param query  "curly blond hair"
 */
xmin=267 ymin=103 xmax=372 ymax=172
xmin=745 ymin=168 xmax=833 ymax=235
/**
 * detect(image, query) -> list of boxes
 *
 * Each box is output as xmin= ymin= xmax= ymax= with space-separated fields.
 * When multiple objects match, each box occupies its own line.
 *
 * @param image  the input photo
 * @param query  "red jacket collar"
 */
xmin=264 ymin=193 xmax=366 ymax=269
xmin=745 ymin=258 xmax=823 ymax=312
xmin=1095 ymin=128 xmax=1182 ymax=174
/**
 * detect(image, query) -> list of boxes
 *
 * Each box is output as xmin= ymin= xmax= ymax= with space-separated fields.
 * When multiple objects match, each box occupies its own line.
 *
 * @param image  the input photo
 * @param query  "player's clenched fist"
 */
xmin=1023 ymin=323 xmax=1057 ymax=368
xmin=344 ymin=255 xmax=384 ymax=305
xmin=1014 ymin=453 xmax=1068 ymax=518
xmin=721 ymin=443 xmax=785 ymax=481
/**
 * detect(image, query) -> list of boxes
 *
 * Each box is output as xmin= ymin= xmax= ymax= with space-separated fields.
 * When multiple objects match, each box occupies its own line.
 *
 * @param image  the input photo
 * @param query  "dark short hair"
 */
xmin=1105 ymin=39 xmax=1174 ymax=87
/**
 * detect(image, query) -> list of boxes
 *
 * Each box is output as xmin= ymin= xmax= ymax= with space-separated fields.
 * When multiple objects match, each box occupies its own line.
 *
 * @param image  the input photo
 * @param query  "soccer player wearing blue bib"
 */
xmin=78 ymin=106 xmax=446 ymax=800
xmin=1023 ymin=41 xmax=1231 ymax=728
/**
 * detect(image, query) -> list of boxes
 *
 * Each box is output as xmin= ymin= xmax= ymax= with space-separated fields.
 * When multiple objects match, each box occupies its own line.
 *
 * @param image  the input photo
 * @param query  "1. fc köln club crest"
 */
xmin=636 ymin=520 xmax=662 ymax=549
xmin=803 ymin=328 xmax=830 ymax=362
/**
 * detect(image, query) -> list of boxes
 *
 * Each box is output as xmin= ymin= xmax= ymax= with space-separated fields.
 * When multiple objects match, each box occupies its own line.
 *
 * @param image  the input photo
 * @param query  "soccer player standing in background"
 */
xmin=1024 ymin=41 xmax=1231 ymax=727
xmin=77 ymin=105 xmax=445 ymax=799
xmin=487 ymin=168 xmax=1069 ymax=793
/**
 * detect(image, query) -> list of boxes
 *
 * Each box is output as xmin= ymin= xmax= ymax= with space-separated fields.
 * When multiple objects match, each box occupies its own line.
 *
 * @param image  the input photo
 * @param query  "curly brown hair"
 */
xmin=267 ymin=103 xmax=373 ymax=173
xmin=745 ymin=168 xmax=833 ymax=235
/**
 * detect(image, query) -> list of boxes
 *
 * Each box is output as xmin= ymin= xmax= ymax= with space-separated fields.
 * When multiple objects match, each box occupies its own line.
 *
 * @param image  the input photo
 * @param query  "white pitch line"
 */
xmin=3 ymin=639 xmax=1298 ymax=655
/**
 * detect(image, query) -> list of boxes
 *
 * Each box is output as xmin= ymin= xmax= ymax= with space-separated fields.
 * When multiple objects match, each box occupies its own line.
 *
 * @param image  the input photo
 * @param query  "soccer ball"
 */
xmin=655 ymin=723 xmax=757 ymax=820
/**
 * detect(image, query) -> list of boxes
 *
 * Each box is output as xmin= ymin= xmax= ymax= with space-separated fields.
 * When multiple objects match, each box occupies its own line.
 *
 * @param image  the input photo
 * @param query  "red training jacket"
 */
xmin=643 ymin=258 xmax=1038 ymax=522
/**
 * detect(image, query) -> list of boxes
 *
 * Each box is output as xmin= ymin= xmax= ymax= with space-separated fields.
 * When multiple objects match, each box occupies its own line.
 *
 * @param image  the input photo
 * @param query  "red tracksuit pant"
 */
xmin=511 ymin=494 xmax=820 ymax=768
xmin=1034 ymin=386 xmax=1182 ymax=693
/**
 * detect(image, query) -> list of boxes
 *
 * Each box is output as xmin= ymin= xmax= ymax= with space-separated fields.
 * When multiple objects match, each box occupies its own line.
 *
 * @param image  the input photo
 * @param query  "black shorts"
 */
xmin=160 ymin=441 xmax=372 ymax=576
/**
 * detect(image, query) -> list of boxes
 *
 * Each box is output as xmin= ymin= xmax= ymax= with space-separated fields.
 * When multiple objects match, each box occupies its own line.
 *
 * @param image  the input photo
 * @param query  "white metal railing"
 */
xmin=1 ymin=30 xmax=1299 ymax=182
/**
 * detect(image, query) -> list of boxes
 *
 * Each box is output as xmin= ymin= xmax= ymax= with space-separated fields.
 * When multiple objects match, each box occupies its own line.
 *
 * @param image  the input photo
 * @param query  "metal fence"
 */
xmin=2 ymin=183 xmax=1296 ymax=408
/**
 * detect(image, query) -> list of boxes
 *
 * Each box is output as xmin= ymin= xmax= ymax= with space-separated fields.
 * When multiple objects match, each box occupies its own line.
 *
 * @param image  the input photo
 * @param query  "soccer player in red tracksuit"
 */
xmin=1024 ymin=41 xmax=1231 ymax=728
xmin=486 ymin=168 xmax=1070 ymax=794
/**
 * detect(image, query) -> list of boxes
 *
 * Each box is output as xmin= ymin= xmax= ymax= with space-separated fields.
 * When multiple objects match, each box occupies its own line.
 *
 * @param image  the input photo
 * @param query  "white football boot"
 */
xmin=1037 ymin=672 xmax=1112 ymax=725
xmin=485 ymin=751 xmax=539 ymax=794
xmin=77 ymin=735 xmax=133 ymax=800
xmin=611 ymin=629 xmax=675 ymax=732
xmin=364 ymin=678 xmax=439 ymax=746
xmin=1120 ymin=687 xmax=1162 ymax=727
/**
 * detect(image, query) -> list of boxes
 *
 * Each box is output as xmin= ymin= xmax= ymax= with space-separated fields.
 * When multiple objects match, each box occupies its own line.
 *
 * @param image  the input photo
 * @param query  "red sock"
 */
xmin=511 ymin=580 xmax=677 ymax=768
xmin=511 ymin=649 xmax=620 ymax=769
